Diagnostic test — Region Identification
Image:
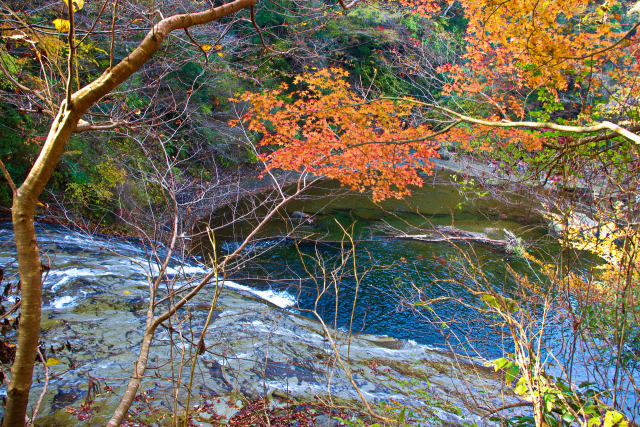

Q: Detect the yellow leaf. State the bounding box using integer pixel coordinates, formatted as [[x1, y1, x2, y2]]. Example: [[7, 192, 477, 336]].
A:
[[45, 358, 61, 367], [123, 290, 130, 295], [217, 52, 224, 57], [63, 0, 84, 12], [214, 44, 222, 50], [52, 18, 70, 33], [201, 44, 213, 52]]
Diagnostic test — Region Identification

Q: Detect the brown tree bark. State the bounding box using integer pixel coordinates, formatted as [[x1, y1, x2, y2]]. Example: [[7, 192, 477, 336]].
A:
[[5, 104, 81, 427], [3, 0, 256, 425]]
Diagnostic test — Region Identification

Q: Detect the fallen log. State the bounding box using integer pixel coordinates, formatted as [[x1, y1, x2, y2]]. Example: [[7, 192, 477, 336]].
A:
[[265, 226, 518, 250], [383, 225, 516, 249]]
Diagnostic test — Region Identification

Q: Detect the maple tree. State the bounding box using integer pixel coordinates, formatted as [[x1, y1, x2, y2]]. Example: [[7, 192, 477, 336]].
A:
[[238, 1, 640, 200], [233, 68, 440, 201], [233, 4, 640, 423]]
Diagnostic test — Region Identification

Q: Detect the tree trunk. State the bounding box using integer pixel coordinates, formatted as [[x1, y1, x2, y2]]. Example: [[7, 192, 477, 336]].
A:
[[107, 325, 157, 426], [3, 105, 80, 426], [4, 200, 40, 426]]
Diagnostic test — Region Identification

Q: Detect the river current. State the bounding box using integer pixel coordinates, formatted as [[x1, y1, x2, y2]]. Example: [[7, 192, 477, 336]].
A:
[[0, 178, 638, 421]]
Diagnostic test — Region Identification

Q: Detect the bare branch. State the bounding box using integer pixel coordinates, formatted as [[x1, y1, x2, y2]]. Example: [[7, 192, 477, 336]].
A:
[[381, 97, 640, 145], [75, 119, 134, 132], [109, 0, 118, 69], [184, 27, 209, 67], [65, 0, 75, 108], [0, 158, 17, 195]]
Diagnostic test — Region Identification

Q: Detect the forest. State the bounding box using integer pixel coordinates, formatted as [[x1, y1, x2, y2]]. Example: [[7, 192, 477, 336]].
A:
[[0, 0, 639, 425]]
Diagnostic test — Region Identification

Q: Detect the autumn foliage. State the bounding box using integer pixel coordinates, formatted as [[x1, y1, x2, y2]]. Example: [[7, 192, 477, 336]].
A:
[[232, 68, 439, 201], [437, 0, 636, 117], [234, 1, 639, 198]]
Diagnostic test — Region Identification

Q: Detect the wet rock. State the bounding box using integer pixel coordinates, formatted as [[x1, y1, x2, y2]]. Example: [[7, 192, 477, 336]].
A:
[[291, 211, 315, 224], [51, 386, 82, 410], [0, 225, 524, 425], [314, 413, 342, 426]]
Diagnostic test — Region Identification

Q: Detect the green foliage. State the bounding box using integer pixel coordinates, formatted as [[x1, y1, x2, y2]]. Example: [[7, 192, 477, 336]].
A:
[[55, 136, 144, 221], [253, 0, 294, 28], [346, 4, 401, 24], [0, 105, 38, 206], [353, 59, 410, 97], [531, 87, 564, 122], [0, 47, 21, 90], [451, 175, 489, 209], [402, 15, 420, 36], [333, 416, 381, 427], [480, 294, 520, 314], [66, 160, 126, 207], [488, 357, 629, 426]]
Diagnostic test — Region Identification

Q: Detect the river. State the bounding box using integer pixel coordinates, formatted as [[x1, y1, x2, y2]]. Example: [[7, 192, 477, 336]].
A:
[[202, 178, 547, 358], [0, 175, 638, 423]]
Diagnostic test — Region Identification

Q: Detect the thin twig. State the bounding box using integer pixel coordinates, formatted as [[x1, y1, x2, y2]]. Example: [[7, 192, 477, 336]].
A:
[[0, 300, 21, 322], [0, 158, 17, 195], [184, 27, 209, 66], [29, 349, 50, 425], [65, 0, 75, 108], [109, 0, 118, 69]]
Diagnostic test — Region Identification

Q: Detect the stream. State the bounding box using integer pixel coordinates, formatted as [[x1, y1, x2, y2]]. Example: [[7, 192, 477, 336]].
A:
[[203, 178, 547, 358], [0, 176, 638, 423]]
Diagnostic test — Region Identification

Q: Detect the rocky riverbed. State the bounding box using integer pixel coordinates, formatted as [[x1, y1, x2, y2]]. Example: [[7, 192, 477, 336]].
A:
[[0, 224, 523, 425]]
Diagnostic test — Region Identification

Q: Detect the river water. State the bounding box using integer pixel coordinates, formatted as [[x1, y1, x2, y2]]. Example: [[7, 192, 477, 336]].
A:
[[203, 179, 546, 358], [0, 177, 638, 422], [202, 178, 640, 420]]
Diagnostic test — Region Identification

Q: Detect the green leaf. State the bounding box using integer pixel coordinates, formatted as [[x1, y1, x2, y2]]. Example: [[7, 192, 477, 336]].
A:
[[544, 393, 556, 412], [588, 417, 602, 427], [514, 376, 528, 395], [584, 405, 600, 416], [485, 357, 511, 371], [505, 364, 520, 386]]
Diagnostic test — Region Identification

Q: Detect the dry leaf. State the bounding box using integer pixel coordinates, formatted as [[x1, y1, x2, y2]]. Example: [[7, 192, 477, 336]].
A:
[[45, 358, 61, 367], [63, 0, 84, 12], [53, 18, 70, 32]]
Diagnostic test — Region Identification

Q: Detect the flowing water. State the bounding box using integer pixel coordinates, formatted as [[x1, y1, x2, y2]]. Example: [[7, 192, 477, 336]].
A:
[[201, 178, 640, 419], [0, 176, 638, 422], [0, 219, 520, 425], [202, 179, 547, 358]]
